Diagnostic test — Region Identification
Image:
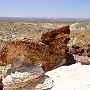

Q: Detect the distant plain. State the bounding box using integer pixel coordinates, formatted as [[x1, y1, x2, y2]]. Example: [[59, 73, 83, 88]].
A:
[[0, 17, 90, 49]]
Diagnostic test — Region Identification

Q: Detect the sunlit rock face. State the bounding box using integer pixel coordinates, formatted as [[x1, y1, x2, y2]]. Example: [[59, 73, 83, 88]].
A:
[[0, 26, 70, 71]]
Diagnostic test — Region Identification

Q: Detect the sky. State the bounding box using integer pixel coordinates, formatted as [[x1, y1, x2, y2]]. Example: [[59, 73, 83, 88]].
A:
[[0, 0, 90, 18]]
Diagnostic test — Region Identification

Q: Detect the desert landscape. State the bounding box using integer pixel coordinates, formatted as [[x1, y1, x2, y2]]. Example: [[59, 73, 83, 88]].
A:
[[0, 18, 90, 90], [0, 18, 90, 46]]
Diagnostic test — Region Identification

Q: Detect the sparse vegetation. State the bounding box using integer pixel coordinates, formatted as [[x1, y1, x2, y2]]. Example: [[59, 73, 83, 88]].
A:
[[0, 19, 90, 48]]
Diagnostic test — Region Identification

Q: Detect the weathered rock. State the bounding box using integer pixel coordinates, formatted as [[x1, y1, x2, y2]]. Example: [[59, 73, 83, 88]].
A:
[[41, 26, 70, 42], [70, 43, 90, 56], [0, 26, 70, 71], [72, 43, 83, 49], [76, 48, 84, 53], [82, 50, 88, 56], [3, 63, 53, 90], [86, 48, 90, 57], [3, 75, 53, 90], [69, 48, 78, 54], [87, 47, 90, 53], [3, 64, 44, 88], [80, 59, 90, 65], [69, 43, 90, 63]]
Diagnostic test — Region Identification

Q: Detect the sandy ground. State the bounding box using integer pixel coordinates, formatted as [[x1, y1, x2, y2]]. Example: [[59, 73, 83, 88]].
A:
[[46, 63, 90, 90]]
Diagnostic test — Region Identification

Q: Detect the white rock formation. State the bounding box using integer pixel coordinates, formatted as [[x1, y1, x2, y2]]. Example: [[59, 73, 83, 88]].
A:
[[2, 64, 53, 90]]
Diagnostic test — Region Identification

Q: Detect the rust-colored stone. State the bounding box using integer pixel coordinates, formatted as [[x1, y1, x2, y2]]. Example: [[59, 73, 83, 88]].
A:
[[70, 43, 90, 63], [0, 26, 70, 71], [41, 26, 70, 42], [72, 43, 83, 49], [80, 59, 90, 65]]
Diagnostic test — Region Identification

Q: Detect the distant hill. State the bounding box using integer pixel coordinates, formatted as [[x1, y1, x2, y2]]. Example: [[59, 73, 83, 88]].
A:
[[0, 17, 90, 23]]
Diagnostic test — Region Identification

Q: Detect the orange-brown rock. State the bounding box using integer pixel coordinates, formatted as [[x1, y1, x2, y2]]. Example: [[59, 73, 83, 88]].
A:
[[41, 26, 70, 42], [0, 26, 70, 71]]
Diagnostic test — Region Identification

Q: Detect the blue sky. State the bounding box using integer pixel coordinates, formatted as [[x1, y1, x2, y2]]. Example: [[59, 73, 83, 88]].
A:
[[0, 0, 90, 18]]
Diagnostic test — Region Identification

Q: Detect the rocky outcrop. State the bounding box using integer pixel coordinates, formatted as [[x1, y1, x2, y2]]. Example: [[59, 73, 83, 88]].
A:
[[0, 26, 70, 71]]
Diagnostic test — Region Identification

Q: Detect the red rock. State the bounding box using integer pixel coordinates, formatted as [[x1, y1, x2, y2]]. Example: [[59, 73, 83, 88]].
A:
[[87, 52, 90, 57], [0, 26, 70, 71], [82, 50, 88, 56], [70, 43, 90, 59], [41, 26, 70, 42], [87, 47, 90, 52], [72, 43, 83, 49], [80, 59, 90, 65], [76, 48, 84, 53], [69, 48, 78, 54]]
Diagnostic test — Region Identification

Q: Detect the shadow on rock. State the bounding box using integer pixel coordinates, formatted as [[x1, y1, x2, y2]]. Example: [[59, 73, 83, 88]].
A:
[[65, 52, 76, 65]]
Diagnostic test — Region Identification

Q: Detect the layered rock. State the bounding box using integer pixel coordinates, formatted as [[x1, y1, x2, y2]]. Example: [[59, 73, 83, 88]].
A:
[[3, 74, 53, 90], [3, 62, 53, 90], [2, 54, 53, 90], [0, 26, 70, 71]]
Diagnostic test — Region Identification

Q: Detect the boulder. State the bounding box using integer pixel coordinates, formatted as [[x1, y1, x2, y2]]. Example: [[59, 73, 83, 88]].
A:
[[80, 59, 90, 65], [3, 62, 53, 90], [0, 26, 70, 71]]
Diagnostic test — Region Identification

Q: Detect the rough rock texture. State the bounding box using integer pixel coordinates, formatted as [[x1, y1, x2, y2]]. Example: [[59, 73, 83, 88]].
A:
[[70, 43, 90, 56], [80, 59, 90, 65], [0, 26, 70, 71], [3, 63, 53, 90], [69, 43, 90, 65]]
